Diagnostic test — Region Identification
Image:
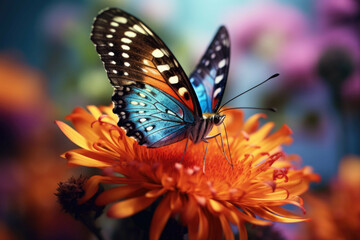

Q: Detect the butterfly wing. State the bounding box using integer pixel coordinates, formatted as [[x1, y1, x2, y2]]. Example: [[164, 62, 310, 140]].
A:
[[91, 8, 201, 116], [189, 26, 230, 113], [91, 8, 201, 147], [112, 82, 194, 147]]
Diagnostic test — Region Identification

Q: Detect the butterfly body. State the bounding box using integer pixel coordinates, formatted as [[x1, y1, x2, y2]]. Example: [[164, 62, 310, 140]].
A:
[[91, 8, 231, 168], [189, 113, 225, 144]]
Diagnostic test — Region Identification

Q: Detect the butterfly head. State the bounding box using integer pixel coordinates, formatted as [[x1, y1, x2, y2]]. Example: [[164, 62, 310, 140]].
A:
[[213, 114, 226, 126], [203, 113, 225, 126]]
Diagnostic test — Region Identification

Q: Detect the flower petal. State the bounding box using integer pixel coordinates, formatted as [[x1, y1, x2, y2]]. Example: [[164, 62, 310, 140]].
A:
[[243, 113, 266, 133], [96, 185, 147, 205], [78, 175, 113, 204], [149, 194, 172, 240], [87, 105, 102, 119], [56, 121, 89, 149], [219, 215, 234, 240], [65, 151, 112, 168], [108, 195, 157, 218], [197, 208, 209, 240]]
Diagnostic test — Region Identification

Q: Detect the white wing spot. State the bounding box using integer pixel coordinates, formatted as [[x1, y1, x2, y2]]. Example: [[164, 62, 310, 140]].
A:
[[138, 111, 145, 113], [152, 49, 164, 58], [218, 59, 226, 68], [138, 93, 146, 98], [121, 38, 132, 44], [211, 53, 216, 59], [130, 101, 138, 105], [121, 45, 130, 50], [112, 70, 118, 74], [109, 28, 116, 33], [140, 23, 153, 36], [157, 64, 170, 72], [139, 118, 147, 123], [122, 53, 129, 58], [106, 34, 113, 38], [179, 87, 188, 96], [166, 110, 176, 116], [205, 60, 210, 66], [110, 22, 119, 27], [108, 43, 114, 47], [113, 16, 127, 24], [125, 31, 136, 38], [124, 72, 129, 76], [215, 74, 224, 84], [213, 88, 221, 98], [139, 102, 146, 106], [108, 52, 114, 56], [146, 126, 154, 131], [215, 45, 222, 51], [111, 60, 116, 65], [168, 76, 179, 84], [133, 24, 146, 34], [141, 68, 148, 73], [161, 48, 170, 57], [124, 62, 130, 67]]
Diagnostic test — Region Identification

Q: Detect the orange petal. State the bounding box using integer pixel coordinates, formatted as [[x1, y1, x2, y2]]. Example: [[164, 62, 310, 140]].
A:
[[65, 151, 112, 168], [78, 175, 111, 204], [56, 121, 89, 149], [225, 109, 244, 131], [237, 222, 247, 240], [87, 105, 102, 119], [251, 207, 309, 223], [107, 195, 157, 218], [219, 215, 234, 240], [149, 194, 172, 240], [145, 188, 168, 198], [96, 185, 146, 206], [187, 217, 199, 240], [208, 199, 224, 214], [182, 195, 198, 223], [250, 122, 274, 141], [66, 107, 102, 143], [197, 208, 209, 240], [100, 105, 118, 120], [243, 113, 266, 133], [170, 191, 183, 211], [234, 206, 272, 226]]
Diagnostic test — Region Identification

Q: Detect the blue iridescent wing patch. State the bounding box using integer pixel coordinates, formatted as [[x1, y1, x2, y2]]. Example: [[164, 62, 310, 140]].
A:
[[189, 26, 230, 113], [112, 82, 194, 147]]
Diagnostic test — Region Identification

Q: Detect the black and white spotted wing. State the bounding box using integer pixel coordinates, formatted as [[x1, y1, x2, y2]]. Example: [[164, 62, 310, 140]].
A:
[[91, 8, 202, 117], [189, 26, 230, 113]]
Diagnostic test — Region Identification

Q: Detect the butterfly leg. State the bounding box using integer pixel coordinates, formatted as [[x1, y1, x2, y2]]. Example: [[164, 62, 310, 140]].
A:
[[180, 134, 191, 163], [206, 133, 233, 167], [202, 139, 210, 174]]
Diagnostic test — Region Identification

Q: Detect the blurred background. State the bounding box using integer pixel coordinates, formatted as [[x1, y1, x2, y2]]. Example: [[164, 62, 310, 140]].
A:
[[0, 0, 359, 239]]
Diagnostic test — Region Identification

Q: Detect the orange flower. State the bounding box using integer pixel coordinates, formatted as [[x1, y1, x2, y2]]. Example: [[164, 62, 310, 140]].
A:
[[57, 105, 319, 240]]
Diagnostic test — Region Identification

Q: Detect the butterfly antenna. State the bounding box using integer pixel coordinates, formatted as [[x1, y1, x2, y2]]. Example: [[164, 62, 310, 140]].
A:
[[219, 107, 277, 114], [223, 122, 233, 168], [218, 73, 279, 111]]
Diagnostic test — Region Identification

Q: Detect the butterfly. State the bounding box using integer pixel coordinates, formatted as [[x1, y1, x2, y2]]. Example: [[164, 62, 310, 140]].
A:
[[91, 8, 233, 172]]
